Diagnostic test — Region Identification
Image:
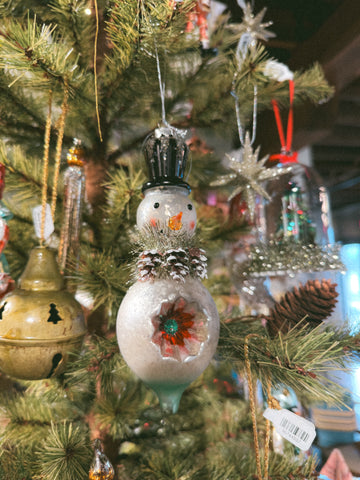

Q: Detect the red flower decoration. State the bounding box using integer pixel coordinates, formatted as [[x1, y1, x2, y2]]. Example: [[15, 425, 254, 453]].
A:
[[151, 297, 208, 362]]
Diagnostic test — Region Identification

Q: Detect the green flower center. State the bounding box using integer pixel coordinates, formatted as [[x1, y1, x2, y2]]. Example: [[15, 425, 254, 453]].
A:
[[164, 318, 178, 335]]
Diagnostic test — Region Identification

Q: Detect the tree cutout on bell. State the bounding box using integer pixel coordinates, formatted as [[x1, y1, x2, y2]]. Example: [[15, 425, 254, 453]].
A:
[[0, 302, 6, 320], [48, 303, 62, 325]]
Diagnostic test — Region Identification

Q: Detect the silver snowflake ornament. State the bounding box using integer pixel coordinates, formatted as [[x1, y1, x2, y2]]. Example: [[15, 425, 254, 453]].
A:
[[211, 132, 292, 219], [230, 2, 275, 54]]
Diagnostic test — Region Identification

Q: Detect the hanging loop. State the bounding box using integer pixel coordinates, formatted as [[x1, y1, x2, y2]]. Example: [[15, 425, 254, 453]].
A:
[[269, 80, 298, 163], [154, 41, 171, 129], [232, 84, 258, 147]]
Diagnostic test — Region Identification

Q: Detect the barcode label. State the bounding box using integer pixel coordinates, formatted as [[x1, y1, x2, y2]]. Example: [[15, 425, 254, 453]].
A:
[[280, 417, 310, 442], [264, 408, 316, 451]]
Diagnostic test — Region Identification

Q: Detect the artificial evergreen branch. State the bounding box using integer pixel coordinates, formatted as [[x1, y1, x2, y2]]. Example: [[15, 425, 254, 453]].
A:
[[65, 335, 123, 397], [35, 422, 92, 480], [219, 318, 359, 406], [0, 393, 84, 449], [0, 143, 45, 205], [0, 16, 83, 92], [70, 249, 130, 313], [48, 0, 94, 69]]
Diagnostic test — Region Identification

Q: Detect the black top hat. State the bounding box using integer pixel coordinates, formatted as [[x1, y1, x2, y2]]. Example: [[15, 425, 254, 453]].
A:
[[142, 127, 190, 192]]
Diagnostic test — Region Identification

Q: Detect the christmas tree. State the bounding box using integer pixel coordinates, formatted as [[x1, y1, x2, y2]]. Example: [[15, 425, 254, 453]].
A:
[[0, 2, 357, 479]]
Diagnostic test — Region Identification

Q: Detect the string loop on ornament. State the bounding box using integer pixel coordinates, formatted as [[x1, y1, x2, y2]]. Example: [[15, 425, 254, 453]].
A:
[[244, 333, 263, 480], [51, 84, 69, 220], [154, 41, 171, 129], [232, 84, 257, 147], [40, 90, 53, 246], [269, 79, 298, 163], [93, 0, 103, 142], [244, 333, 274, 480]]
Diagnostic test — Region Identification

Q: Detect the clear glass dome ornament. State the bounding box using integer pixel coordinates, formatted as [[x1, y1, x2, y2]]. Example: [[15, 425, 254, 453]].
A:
[[241, 160, 343, 278]]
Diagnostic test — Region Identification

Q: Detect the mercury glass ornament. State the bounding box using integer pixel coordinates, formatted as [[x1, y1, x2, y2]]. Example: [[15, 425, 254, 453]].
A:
[[0, 247, 86, 380], [89, 439, 114, 480], [117, 127, 220, 413], [58, 138, 86, 273]]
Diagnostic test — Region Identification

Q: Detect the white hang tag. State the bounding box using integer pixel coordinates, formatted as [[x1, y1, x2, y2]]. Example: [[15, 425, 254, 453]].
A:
[[32, 204, 54, 241], [0, 218, 7, 241], [75, 288, 95, 310], [263, 408, 316, 451]]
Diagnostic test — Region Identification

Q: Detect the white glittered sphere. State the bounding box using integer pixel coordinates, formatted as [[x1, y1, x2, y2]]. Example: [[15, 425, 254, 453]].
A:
[[116, 277, 219, 411], [136, 186, 197, 234]]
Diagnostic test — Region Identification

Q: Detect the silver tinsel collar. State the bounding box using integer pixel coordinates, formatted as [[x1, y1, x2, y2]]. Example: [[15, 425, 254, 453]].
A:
[[236, 240, 344, 278]]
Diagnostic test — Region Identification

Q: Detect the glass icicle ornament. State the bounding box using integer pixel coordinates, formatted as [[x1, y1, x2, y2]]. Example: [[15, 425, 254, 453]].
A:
[[58, 138, 86, 274], [116, 126, 220, 414], [0, 247, 86, 380], [89, 439, 115, 480]]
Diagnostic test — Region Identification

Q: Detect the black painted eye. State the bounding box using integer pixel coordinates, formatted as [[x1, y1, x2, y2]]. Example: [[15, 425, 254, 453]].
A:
[[187, 204, 193, 210], [154, 202, 160, 209]]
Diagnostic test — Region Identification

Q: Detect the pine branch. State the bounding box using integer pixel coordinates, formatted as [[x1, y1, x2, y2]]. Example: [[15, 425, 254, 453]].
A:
[[48, 0, 94, 69], [65, 336, 123, 397], [69, 248, 130, 314], [218, 317, 359, 406], [35, 422, 92, 480], [0, 15, 83, 93], [0, 143, 43, 206], [95, 381, 155, 440], [0, 444, 34, 480], [102, 166, 145, 247], [0, 393, 84, 449]]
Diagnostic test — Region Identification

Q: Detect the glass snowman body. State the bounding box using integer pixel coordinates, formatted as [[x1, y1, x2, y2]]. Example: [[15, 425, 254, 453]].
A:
[[116, 185, 219, 413]]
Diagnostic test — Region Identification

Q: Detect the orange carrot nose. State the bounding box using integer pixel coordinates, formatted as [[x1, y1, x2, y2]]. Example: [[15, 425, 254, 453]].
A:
[[168, 212, 183, 231]]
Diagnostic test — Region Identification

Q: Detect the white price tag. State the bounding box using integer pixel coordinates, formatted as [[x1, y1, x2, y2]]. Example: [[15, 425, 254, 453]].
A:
[[0, 218, 7, 241], [32, 204, 54, 241], [263, 408, 316, 451]]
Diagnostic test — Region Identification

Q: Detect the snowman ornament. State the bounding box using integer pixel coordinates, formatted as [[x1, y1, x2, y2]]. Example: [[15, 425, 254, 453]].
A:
[[116, 127, 220, 413]]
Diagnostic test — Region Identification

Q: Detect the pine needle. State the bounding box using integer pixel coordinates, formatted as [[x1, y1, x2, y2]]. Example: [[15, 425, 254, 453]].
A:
[[35, 422, 92, 480]]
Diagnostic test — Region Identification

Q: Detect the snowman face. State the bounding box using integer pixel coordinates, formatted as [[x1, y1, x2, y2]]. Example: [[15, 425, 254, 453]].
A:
[[137, 186, 197, 234]]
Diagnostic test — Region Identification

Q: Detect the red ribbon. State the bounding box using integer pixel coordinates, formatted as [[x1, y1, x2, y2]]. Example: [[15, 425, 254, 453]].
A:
[[269, 79, 298, 164]]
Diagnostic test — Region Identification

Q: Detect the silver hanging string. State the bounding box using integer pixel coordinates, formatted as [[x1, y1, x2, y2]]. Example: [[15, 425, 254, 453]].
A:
[[236, 32, 253, 66], [233, 0, 258, 147], [154, 41, 171, 129], [232, 84, 258, 147]]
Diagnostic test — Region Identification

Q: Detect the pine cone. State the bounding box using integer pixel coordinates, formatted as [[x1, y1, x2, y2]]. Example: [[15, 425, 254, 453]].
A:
[[165, 248, 190, 282], [189, 247, 208, 279], [266, 279, 339, 337], [137, 250, 162, 280]]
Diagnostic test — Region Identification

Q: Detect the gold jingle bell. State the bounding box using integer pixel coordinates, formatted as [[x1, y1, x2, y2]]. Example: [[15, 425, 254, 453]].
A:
[[89, 439, 115, 480], [0, 247, 86, 380]]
